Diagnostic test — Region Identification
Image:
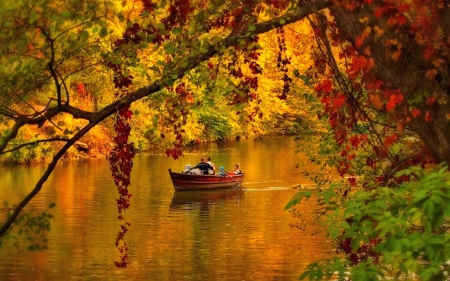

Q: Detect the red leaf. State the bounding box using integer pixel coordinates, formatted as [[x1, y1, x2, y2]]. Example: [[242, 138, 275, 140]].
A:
[[374, 7, 384, 18], [423, 47, 435, 60], [315, 79, 333, 93], [411, 108, 421, 117], [425, 110, 432, 122], [356, 36, 364, 48], [396, 14, 407, 26], [349, 135, 360, 148], [398, 3, 410, 12], [333, 93, 346, 108], [348, 177, 357, 186], [386, 93, 404, 111], [426, 96, 436, 106], [384, 134, 397, 149]]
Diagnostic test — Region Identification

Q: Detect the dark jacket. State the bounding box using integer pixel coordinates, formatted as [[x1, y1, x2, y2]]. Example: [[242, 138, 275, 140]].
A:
[[195, 162, 213, 174]]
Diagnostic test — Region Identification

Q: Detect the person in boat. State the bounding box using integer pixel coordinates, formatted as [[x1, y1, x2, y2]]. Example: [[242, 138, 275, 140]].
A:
[[233, 163, 241, 174], [183, 164, 192, 173], [194, 158, 214, 175], [218, 166, 226, 176], [206, 156, 216, 175]]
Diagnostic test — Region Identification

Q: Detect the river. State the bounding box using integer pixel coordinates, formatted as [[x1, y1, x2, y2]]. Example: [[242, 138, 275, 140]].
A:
[[0, 136, 334, 281]]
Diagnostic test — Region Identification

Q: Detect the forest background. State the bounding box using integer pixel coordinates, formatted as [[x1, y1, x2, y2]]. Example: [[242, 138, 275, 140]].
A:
[[0, 2, 319, 166], [1, 0, 450, 280]]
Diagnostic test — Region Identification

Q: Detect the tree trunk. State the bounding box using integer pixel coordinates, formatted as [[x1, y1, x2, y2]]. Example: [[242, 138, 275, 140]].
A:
[[329, 1, 450, 164]]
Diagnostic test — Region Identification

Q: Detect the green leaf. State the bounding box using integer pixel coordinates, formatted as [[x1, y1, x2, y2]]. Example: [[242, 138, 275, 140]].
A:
[[61, 11, 71, 18], [172, 27, 182, 35], [351, 237, 360, 251], [164, 43, 176, 55], [329, 225, 340, 239], [299, 270, 311, 280], [99, 27, 108, 38], [79, 30, 89, 40], [118, 12, 125, 22]]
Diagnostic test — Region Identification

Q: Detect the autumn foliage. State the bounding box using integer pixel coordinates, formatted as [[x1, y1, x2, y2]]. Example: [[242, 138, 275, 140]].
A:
[[2, 0, 450, 278]]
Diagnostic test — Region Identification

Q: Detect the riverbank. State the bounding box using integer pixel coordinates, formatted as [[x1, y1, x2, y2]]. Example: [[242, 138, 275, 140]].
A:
[[0, 129, 301, 166]]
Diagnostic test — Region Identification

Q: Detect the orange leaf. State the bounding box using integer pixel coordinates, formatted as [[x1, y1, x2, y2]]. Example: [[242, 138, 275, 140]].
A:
[[392, 49, 402, 61], [425, 69, 437, 80], [27, 42, 34, 52], [362, 26, 371, 40], [356, 26, 371, 47], [365, 58, 375, 71], [356, 36, 364, 48], [370, 94, 384, 110]]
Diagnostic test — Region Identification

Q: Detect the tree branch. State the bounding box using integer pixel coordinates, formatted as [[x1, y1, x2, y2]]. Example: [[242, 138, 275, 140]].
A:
[[1, 138, 70, 155], [0, 0, 332, 238]]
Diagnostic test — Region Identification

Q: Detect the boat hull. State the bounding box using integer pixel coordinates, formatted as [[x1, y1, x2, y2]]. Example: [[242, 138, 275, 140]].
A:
[[168, 169, 245, 191]]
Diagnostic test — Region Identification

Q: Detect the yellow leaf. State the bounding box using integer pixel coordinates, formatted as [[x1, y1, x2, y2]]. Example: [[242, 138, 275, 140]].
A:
[[374, 26, 384, 37], [362, 26, 371, 38], [359, 16, 369, 24]]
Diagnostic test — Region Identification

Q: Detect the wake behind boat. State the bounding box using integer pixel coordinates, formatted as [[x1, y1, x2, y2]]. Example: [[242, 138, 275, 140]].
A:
[[168, 169, 245, 191]]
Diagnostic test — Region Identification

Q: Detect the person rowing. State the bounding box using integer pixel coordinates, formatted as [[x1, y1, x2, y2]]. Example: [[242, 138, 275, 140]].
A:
[[194, 158, 214, 175]]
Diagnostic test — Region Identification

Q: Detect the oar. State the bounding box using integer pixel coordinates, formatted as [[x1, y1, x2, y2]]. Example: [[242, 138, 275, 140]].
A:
[[220, 169, 247, 190]]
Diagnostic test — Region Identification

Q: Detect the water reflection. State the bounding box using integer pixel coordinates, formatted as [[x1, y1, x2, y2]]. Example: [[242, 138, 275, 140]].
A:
[[170, 189, 245, 211], [0, 136, 335, 281]]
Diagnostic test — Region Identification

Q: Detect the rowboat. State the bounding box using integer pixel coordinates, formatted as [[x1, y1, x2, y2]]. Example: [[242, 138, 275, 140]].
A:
[[168, 169, 245, 191]]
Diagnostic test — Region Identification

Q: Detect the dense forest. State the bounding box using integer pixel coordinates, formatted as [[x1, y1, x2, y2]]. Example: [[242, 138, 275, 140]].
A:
[[1, 0, 450, 280], [0, 23, 316, 165], [0, 2, 318, 165]]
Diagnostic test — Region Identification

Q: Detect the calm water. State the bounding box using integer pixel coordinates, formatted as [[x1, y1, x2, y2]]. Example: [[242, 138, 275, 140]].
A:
[[0, 136, 333, 280]]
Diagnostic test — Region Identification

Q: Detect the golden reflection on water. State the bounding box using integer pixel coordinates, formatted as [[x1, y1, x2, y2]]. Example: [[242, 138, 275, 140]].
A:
[[0, 136, 336, 280]]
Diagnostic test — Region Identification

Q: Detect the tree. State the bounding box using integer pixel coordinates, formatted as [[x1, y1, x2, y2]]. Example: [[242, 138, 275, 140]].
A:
[[0, 0, 331, 267], [286, 0, 450, 279], [1, 0, 450, 275]]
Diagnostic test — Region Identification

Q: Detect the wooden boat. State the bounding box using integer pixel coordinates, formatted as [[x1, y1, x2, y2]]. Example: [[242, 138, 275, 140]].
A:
[[168, 168, 245, 191]]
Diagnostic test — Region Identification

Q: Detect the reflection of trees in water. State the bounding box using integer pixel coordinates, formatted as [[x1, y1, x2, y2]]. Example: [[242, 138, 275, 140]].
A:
[[170, 189, 244, 214]]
